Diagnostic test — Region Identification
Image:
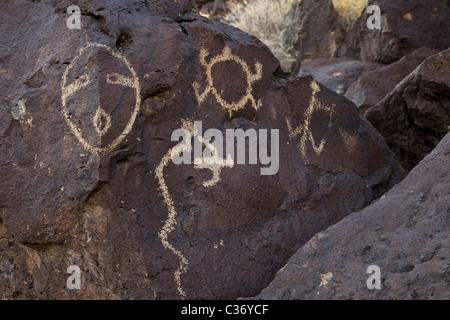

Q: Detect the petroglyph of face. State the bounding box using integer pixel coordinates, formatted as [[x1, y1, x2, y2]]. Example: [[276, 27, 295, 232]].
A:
[[61, 43, 140, 153]]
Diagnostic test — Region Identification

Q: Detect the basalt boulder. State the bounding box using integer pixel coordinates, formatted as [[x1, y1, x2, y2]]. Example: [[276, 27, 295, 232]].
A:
[[365, 49, 450, 171], [287, 0, 346, 73], [0, 0, 404, 299], [345, 47, 440, 113], [299, 57, 384, 95], [338, 0, 450, 64], [253, 133, 450, 300]]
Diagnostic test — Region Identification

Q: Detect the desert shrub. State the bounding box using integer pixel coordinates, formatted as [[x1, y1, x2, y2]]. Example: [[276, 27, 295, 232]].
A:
[[224, 0, 368, 72], [332, 0, 368, 31], [225, 0, 300, 73]]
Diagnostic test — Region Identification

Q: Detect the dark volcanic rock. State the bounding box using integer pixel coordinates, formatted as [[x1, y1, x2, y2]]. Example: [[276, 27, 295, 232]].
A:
[[365, 49, 450, 171], [345, 47, 440, 113], [288, 0, 345, 72], [299, 57, 384, 95], [253, 133, 450, 300], [338, 0, 450, 64], [0, 0, 404, 299]]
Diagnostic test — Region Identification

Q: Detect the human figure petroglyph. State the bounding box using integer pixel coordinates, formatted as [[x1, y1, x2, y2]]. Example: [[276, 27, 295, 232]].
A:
[[287, 80, 360, 156], [61, 43, 140, 153], [192, 44, 263, 116], [286, 80, 335, 156]]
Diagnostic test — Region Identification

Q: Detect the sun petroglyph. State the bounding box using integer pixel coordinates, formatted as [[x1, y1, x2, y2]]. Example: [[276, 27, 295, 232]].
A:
[[192, 44, 263, 116], [61, 42, 141, 153], [156, 119, 233, 298]]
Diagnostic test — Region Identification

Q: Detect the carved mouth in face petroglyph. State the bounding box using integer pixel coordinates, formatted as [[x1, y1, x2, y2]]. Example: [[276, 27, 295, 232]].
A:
[[61, 43, 141, 153], [93, 106, 112, 136]]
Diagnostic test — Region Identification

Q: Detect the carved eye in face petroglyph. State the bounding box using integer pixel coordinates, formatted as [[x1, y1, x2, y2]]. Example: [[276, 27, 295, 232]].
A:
[[61, 43, 141, 153], [192, 44, 263, 116]]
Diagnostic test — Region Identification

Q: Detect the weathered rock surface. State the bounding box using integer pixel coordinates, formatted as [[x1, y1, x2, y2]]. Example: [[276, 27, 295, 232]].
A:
[[0, 0, 404, 299], [365, 49, 450, 171], [253, 133, 450, 300], [288, 0, 345, 72], [345, 47, 440, 113], [338, 0, 450, 64], [299, 57, 384, 95]]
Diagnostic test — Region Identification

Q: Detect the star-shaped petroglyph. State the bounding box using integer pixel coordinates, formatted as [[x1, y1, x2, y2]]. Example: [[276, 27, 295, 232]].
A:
[[192, 44, 263, 116]]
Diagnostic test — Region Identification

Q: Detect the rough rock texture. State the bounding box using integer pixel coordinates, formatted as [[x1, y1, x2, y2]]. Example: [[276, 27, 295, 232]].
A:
[[253, 133, 450, 300], [345, 47, 440, 113], [338, 0, 450, 64], [288, 0, 345, 72], [0, 0, 404, 299], [365, 49, 450, 171], [299, 57, 384, 95]]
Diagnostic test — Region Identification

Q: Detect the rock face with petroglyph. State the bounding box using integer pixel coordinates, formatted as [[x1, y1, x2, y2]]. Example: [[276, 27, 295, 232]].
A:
[[0, 0, 404, 299], [253, 133, 450, 300]]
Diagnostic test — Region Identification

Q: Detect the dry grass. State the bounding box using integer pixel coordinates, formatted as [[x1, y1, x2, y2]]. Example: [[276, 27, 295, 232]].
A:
[[198, 0, 240, 18], [223, 0, 368, 72], [225, 0, 300, 73], [332, 0, 368, 31]]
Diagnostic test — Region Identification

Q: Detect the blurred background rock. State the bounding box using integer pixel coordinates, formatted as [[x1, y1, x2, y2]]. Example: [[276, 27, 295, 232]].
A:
[[194, 0, 368, 73]]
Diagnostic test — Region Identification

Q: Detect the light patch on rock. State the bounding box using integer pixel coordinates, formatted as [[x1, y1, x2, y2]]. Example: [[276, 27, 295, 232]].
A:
[[339, 128, 359, 154], [12, 99, 26, 120], [319, 271, 333, 288]]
